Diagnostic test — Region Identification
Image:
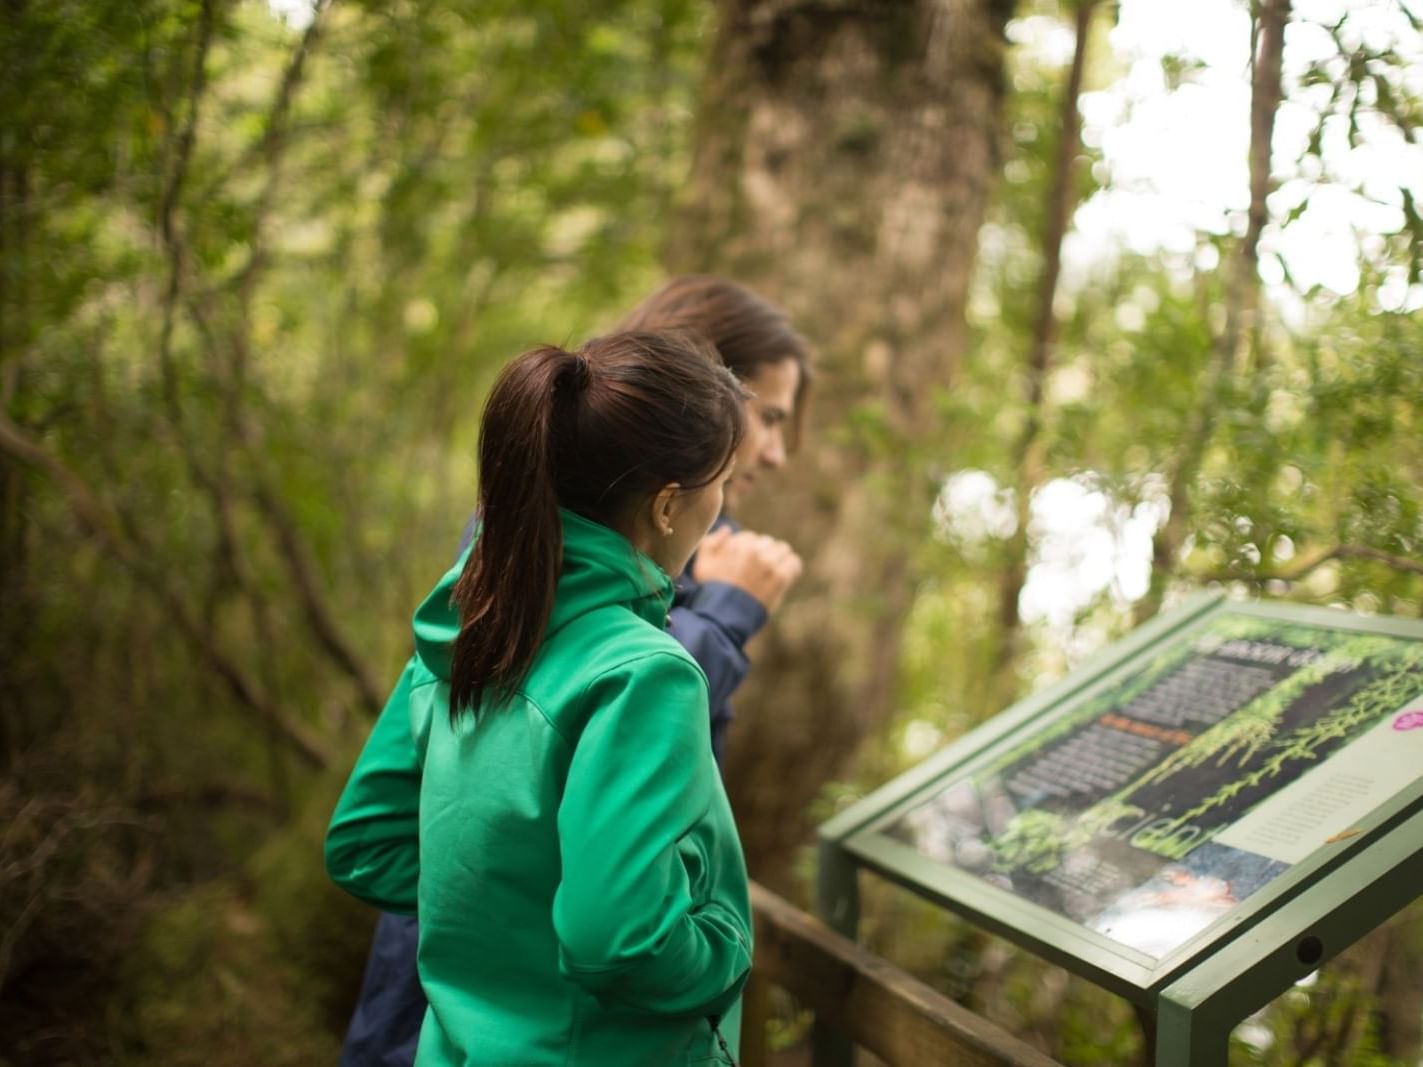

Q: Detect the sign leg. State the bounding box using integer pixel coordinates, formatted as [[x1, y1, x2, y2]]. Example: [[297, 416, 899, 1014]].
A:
[[1153, 805, 1423, 1067], [812, 839, 860, 1067], [1155, 990, 1228, 1067]]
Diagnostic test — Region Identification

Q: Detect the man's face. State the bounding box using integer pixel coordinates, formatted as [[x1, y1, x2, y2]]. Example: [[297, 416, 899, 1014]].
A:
[[725, 357, 800, 509]]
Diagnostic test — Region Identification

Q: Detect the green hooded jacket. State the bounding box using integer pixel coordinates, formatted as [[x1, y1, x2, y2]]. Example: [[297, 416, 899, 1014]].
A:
[[325, 510, 753, 1066]]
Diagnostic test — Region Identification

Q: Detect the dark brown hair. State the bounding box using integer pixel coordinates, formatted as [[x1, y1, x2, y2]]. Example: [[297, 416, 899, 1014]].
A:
[[618, 276, 813, 446], [448, 331, 746, 719]]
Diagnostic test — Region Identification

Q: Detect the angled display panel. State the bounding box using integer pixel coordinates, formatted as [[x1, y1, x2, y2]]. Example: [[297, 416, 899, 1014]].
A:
[[834, 597, 1423, 999]]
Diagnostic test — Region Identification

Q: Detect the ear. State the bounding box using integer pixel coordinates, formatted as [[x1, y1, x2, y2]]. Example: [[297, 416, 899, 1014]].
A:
[[648, 483, 682, 538]]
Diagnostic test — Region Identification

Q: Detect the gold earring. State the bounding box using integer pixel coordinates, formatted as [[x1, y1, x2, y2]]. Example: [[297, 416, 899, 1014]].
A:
[[664, 526, 675, 537]]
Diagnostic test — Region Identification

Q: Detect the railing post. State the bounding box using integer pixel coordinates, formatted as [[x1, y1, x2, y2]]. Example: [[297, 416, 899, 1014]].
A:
[[741, 969, 771, 1067], [813, 837, 860, 1067]]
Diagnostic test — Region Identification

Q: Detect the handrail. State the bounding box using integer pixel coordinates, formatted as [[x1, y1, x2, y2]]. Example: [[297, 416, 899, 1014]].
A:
[[745, 881, 1067, 1067]]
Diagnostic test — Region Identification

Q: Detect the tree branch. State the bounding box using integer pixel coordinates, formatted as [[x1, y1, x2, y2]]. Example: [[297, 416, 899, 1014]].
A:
[[1227, 0, 1290, 372], [1194, 543, 1423, 584], [147, 2, 359, 751], [150, 0, 260, 637], [227, 0, 383, 717], [250, 479, 384, 716], [157, 0, 216, 422], [233, 0, 335, 301], [0, 414, 333, 768], [176, 0, 380, 718], [136, 782, 283, 816]]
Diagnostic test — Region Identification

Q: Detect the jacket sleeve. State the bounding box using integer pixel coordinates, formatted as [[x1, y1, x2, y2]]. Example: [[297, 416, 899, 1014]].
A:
[[324, 657, 422, 916], [668, 582, 767, 737], [553, 652, 752, 1018]]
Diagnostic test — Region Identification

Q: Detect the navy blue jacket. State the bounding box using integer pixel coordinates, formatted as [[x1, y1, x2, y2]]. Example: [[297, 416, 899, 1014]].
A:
[[338, 517, 766, 1067], [669, 516, 768, 763]]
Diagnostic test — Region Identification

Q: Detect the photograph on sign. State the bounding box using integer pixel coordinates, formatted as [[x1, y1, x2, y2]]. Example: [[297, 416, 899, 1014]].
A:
[[885, 614, 1423, 958]]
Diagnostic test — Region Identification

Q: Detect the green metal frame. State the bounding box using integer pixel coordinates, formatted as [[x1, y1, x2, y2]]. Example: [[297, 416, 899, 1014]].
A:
[[1155, 802, 1423, 1066], [813, 595, 1423, 1065]]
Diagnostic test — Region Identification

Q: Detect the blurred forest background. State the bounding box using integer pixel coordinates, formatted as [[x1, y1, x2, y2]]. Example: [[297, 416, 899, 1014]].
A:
[[2, 0, 1422, 1063]]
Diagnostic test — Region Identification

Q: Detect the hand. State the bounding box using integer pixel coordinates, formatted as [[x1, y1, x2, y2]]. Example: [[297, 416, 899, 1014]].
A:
[[692, 527, 803, 614]]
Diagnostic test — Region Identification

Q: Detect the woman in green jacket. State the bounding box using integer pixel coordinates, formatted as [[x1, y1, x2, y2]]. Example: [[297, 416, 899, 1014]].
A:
[[326, 331, 753, 1065]]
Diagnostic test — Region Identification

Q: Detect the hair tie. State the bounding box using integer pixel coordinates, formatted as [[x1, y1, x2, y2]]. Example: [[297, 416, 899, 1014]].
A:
[[569, 351, 592, 392]]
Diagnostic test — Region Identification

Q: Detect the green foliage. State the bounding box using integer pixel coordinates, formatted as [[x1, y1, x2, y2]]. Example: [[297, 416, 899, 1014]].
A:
[[109, 774, 371, 1062], [870, 1, 1423, 1061], [2, 0, 709, 1054], [4, 0, 1422, 1061], [114, 882, 349, 1066]]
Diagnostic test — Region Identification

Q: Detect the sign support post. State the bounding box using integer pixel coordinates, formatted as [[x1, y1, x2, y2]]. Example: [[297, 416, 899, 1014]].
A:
[[812, 837, 860, 1067]]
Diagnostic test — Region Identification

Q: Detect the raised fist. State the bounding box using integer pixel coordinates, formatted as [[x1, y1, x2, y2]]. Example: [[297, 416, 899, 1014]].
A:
[[692, 527, 804, 614]]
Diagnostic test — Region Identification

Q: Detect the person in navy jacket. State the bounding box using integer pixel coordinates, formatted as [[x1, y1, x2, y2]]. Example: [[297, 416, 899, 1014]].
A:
[[338, 276, 812, 1067]]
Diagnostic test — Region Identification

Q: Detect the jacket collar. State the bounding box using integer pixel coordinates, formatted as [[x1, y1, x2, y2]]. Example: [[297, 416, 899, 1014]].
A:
[[413, 509, 673, 681]]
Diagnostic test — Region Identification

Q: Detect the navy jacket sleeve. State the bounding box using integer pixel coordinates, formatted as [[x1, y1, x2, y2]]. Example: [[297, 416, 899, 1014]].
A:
[[668, 579, 767, 765]]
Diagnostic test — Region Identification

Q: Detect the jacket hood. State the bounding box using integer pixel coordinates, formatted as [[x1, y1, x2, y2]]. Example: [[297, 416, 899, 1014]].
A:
[[412, 508, 675, 682]]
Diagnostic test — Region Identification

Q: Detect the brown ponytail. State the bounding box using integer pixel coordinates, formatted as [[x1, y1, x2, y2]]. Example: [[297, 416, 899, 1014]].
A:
[[448, 332, 745, 720]]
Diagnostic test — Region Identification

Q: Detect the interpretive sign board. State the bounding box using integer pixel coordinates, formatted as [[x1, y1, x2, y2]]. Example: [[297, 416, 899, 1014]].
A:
[[820, 595, 1423, 1002]]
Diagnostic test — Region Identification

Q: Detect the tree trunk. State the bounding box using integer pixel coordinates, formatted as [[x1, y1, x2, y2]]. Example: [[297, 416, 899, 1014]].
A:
[[0, 128, 30, 761], [671, 0, 1014, 890], [992, 0, 1096, 700], [1138, 0, 1290, 624]]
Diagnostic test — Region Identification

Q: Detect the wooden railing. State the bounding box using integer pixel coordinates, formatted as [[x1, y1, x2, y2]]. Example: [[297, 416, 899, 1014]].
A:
[[743, 882, 1067, 1067]]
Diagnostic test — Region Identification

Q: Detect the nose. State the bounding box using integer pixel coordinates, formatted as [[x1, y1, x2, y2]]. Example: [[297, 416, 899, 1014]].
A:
[[762, 428, 786, 469]]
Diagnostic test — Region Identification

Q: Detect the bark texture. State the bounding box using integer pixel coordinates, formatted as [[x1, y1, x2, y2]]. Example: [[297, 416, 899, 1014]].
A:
[[671, 0, 1014, 889]]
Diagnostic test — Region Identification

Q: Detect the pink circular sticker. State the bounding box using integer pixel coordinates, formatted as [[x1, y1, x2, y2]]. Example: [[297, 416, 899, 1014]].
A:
[[1393, 710, 1423, 732]]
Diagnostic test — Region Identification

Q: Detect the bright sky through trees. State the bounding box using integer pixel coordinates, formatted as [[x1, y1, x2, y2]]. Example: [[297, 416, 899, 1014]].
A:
[[266, 0, 1421, 310], [973, 0, 1423, 646], [263, 0, 1419, 636], [267, 0, 315, 28], [1059, 0, 1423, 313]]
